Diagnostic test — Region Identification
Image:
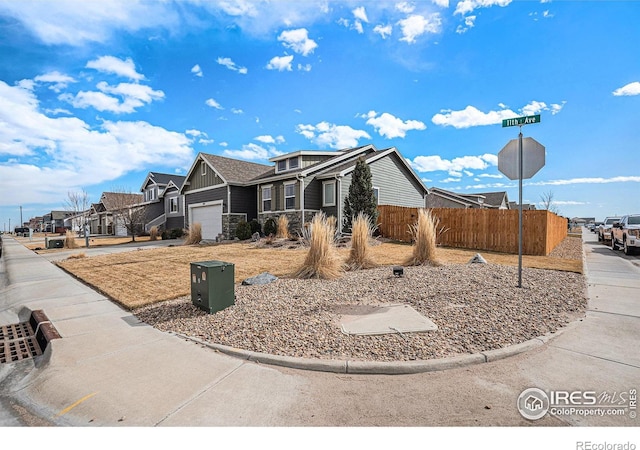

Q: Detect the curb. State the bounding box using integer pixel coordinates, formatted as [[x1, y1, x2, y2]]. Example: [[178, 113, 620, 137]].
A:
[[173, 327, 571, 375]]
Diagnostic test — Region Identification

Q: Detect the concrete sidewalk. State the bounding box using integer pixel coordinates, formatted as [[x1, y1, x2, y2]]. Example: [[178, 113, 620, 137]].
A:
[[0, 230, 638, 427]]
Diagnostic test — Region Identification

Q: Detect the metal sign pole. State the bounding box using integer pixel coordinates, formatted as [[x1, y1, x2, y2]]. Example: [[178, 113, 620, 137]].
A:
[[518, 127, 523, 288]]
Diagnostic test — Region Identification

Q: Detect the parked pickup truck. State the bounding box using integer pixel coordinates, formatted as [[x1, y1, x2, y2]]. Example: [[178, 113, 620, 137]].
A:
[[598, 217, 621, 243], [611, 214, 640, 255]]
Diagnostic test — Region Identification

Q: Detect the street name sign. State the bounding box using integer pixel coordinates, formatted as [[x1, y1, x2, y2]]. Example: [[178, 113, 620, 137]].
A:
[[502, 114, 540, 128], [498, 137, 545, 180]]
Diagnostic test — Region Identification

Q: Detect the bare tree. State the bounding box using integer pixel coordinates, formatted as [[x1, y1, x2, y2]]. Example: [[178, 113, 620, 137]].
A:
[[65, 190, 91, 235], [540, 190, 560, 215], [106, 189, 147, 242]]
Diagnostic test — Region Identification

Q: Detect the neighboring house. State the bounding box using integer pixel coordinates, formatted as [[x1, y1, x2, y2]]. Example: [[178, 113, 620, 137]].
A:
[[180, 153, 272, 241], [427, 188, 510, 210], [461, 191, 511, 209], [508, 201, 537, 210], [139, 172, 187, 232], [42, 211, 73, 233], [88, 192, 144, 236], [28, 216, 44, 232], [180, 144, 429, 240]]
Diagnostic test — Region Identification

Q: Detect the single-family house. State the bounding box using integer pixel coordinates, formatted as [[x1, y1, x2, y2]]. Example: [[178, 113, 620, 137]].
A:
[[139, 172, 187, 232], [180, 144, 429, 240], [508, 201, 537, 210], [42, 210, 73, 233], [427, 188, 510, 209], [88, 192, 144, 236]]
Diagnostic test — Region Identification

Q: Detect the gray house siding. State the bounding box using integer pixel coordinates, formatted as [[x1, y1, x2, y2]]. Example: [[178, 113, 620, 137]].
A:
[[304, 177, 323, 210], [164, 190, 184, 229], [258, 179, 300, 213], [231, 186, 257, 220], [184, 187, 227, 227], [368, 155, 425, 208], [426, 195, 468, 209], [146, 201, 165, 221], [166, 216, 184, 230], [184, 163, 224, 192]]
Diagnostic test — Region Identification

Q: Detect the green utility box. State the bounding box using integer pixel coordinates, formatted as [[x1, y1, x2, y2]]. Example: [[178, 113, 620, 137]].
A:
[[190, 260, 235, 314]]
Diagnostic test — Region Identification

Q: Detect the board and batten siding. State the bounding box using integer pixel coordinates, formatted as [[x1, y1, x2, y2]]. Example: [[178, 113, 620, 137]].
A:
[[184, 187, 227, 227], [340, 154, 425, 209], [301, 155, 331, 169], [184, 161, 224, 192], [304, 177, 323, 210]]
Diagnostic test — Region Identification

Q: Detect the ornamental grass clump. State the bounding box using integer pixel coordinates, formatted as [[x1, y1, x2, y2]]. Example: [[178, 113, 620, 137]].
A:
[[405, 208, 440, 266], [184, 222, 202, 245], [293, 213, 342, 279], [149, 226, 159, 241], [276, 215, 290, 239], [345, 212, 377, 271], [64, 230, 79, 249]]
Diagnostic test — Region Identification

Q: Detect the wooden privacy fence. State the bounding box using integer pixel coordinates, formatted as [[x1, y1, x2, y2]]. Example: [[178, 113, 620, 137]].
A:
[[377, 205, 568, 256]]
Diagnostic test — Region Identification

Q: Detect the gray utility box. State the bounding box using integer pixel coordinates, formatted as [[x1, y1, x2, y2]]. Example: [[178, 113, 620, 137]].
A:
[[46, 238, 64, 249], [190, 260, 235, 314]]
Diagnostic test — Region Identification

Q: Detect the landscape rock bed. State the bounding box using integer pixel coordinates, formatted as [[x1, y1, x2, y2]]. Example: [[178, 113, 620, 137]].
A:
[[135, 263, 588, 362]]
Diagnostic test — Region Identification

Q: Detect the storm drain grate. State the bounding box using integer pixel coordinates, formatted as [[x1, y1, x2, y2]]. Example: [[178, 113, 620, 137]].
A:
[[0, 322, 43, 364]]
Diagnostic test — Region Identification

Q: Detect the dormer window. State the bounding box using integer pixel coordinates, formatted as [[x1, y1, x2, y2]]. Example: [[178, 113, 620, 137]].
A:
[[275, 156, 300, 173]]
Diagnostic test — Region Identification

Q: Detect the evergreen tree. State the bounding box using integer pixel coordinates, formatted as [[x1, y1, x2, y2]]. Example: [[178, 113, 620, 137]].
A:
[[343, 157, 378, 232]]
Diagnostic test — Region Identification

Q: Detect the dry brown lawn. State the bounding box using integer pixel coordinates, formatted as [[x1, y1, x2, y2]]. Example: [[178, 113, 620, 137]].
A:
[[57, 238, 583, 310], [18, 235, 151, 251]]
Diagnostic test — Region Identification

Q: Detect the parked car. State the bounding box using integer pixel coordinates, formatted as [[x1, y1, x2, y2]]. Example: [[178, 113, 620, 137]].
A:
[[611, 214, 640, 255], [598, 217, 621, 243]]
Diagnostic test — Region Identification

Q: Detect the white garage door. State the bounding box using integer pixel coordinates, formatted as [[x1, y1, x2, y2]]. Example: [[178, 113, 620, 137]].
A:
[[190, 203, 222, 240]]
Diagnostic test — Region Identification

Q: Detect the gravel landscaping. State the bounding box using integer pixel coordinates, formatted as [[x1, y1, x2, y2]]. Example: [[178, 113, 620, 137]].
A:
[[135, 258, 588, 362]]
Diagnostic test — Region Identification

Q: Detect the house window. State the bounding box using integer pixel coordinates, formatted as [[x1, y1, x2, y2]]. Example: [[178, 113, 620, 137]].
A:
[[262, 186, 272, 211], [288, 157, 299, 170], [146, 188, 155, 202], [373, 187, 380, 205], [170, 197, 178, 213], [201, 161, 206, 176], [323, 181, 336, 207], [285, 183, 296, 210], [277, 160, 287, 172]]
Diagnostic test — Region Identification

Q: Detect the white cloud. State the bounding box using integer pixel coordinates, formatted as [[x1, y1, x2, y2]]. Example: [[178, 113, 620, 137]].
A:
[[432, 101, 564, 128], [353, 6, 369, 23], [396, 2, 416, 13], [456, 15, 476, 33], [353, 20, 364, 34], [191, 64, 203, 77], [86, 56, 145, 81], [454, 0, 512, 16], [298, 63, 312, 72], [373, 24, 393, 39], [254, 135, 285, 144], [410, 153, 497, 175], [216, 57, 248, 74], [266, 55, 294, 71], [231, 108, 244, 114], [278, 28, 317, 56], [205, 98, 223, 109], [397, 14, 442, 44], [60, 81, 164, 114], [441, 177, 462, 183], [612, 81, 640, 96], [432, 0, 450, 7], [296, 122, 371, 149], [0, 1, 178, 46], [528, 176, 640, 186], [223, 142, 282, 161], [0, 80, 193, 205], [478, 173, 503, 179], [34, 71, 76, 92], [362, 111, 426, 139]]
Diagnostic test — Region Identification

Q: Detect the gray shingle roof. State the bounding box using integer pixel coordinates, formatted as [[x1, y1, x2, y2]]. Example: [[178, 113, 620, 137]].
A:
[[201, 154, 272, 184]]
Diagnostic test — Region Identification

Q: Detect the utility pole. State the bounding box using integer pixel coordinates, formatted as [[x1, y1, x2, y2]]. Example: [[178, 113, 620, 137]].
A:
[[20, 206, 23, 227]]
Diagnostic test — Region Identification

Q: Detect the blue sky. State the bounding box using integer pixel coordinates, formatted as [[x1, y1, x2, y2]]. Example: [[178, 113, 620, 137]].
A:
[[1, 0, 639, 230]]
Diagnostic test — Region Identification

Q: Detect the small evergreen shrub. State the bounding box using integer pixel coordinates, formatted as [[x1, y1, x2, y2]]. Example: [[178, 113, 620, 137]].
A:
[[249, 219, 262, 235], [235, 220, 252, 240], [264, 218, 277, 236], [169, 228, 184, 239]]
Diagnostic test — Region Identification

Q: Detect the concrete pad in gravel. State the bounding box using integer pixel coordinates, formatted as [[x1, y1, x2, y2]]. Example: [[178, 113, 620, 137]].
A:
[[340, 303, 437, 335]]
